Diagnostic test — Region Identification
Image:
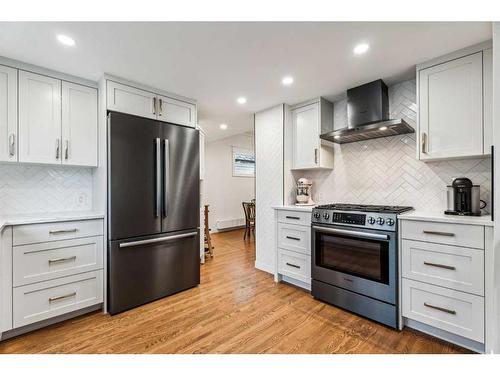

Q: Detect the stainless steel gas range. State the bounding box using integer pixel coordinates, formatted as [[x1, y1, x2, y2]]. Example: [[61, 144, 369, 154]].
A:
[[311, 204, 413, 328]]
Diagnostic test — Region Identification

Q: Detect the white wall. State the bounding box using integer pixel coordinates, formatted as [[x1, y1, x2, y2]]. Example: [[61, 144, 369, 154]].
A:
[[204, 132, 255, 232]]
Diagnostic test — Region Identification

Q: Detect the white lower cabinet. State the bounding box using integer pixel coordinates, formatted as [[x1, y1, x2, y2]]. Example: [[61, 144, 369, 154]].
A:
[[13, 270, 103, 329], [274, 207, 312, 290]]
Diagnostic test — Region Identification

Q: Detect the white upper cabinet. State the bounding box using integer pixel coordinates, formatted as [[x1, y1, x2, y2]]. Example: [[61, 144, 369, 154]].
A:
[[157, 95, 196, 127], [291, 98, 334, 170], [106, 80, 197, 127], [19, 71, 62, 165], [62, 82, 98, 167], [0, 65, 18, 162], [418, 46, 492, 161], [107, 81, 156, 120]]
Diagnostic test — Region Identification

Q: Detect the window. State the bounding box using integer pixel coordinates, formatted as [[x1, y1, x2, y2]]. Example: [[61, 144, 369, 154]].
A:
[[232, 147, 255, 177]]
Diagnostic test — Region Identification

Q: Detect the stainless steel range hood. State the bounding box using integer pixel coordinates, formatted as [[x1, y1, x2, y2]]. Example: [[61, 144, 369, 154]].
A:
[[320, 79, 414, 144]]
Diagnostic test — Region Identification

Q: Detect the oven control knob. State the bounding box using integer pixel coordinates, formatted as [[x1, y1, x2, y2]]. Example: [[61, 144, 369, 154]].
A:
[[376, 217, 385, 225], [313, 212, 321, 219], [367, 217, 376, 225], [323, 212, 330, 220], [386, 218, 395, 226]]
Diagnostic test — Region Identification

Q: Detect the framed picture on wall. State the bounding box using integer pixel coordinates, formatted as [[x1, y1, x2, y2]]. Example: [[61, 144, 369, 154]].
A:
[[232, 147, 255, 177]]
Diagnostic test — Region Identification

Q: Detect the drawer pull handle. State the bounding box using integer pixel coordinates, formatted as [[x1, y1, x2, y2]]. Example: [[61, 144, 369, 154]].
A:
[[285, 216, 300, 220], [49, 256, 77, 265], [286, 262, 300, 269], [49, 292, 76, 303], [423, 261, 456, 271], [424, 302, 456, 315], [422, 230, 455, 237], [49, 228, 78, 234], [286, 236, 301, 241]]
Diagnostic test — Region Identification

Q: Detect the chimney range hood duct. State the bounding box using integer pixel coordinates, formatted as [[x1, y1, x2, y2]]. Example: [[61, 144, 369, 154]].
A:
[[320, 79, 414, 144]]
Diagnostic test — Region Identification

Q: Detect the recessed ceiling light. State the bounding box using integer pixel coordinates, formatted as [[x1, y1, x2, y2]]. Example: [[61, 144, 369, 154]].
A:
[[282, 76, 294, 86], [219, 124, 228, 130], [334, 135, 341, 139], [353, 43, 369, 55], [237, 97, 247, 104], [379, 126, 388, 131], [56, 34, 76, 47]]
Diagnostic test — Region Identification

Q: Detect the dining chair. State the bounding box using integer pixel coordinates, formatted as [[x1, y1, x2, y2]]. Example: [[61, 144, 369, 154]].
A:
[[242, 201, 255, 240]]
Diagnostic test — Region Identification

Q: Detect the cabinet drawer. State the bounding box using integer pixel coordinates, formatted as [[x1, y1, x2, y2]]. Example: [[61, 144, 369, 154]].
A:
[[402, 279, 484, 343], [277, 210, 311, 226], [13, 236, 104, 287], [13, 270, 103, 329], [402, 240, 484, 295], [277, 223, 311, 255], [278, 248, 311, 284], [13, 219, 103, 246], [401, 220, 484, 249]]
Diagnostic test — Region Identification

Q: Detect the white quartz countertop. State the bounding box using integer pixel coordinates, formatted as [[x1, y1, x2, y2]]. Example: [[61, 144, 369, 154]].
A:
[[398, 210, 494, 227], [272, 205, 314, 212], [0, 211, 105, 231]]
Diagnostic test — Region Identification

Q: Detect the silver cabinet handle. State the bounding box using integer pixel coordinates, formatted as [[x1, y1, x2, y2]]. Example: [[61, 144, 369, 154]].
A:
[[286, 262, 300, 269], [49, 228, 78, 234], [424, 302, 456, 315], [423, 261, 456, 270], [55, 139, 60, 159], [159, 98, 163, 116], [153, 97, 157, 115], [64, 140, 69, 160], [8, 133, 15, 156], [155, 138, 161, 218], [313, 226, 389, 241], [49, 292, 76, 303], [119, 231, 198, 248], [49, 256, 77, 264], [286, 236, 301, 241], [285, 216, 300, 220], [164, 139, 170, 218], [421, 132, 427, 154], [314, 148, 318, 164], [423, 230, 455, 237]]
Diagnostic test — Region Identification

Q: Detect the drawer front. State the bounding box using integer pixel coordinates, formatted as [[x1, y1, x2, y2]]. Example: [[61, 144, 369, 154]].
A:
[[402, 240, 484, 295], [13, 236, 104, 287], [401, 220, 484, 249], [277, 210, 311, 226], [13, 219, 103, 246], [277, 223, 311, 255], [13, 270, 103, 329], [402, 279, 484, 342], [278, 248, 311, 284]]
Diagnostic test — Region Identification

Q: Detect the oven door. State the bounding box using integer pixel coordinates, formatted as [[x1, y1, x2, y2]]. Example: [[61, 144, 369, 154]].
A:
[[311, 224, 397, 304]]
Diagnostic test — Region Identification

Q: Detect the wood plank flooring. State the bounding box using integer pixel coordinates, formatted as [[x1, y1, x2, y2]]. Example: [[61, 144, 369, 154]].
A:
[[0, 229, 470, 354]]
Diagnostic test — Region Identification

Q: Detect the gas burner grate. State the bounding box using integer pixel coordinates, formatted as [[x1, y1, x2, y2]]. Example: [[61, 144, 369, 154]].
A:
[[315, 203, 413, 214]]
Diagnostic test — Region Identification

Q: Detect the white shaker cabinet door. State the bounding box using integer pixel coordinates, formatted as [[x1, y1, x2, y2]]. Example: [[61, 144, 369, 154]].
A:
[[292, 103, 320, 169], [19, 71, 62, 165], [0, 65, 18, 162], [157, 95, 196, 127], [106, 80, 157, 120], [483, 48, 493, 155], [62, 82, 98, 167], [419, 52, 483, 160]]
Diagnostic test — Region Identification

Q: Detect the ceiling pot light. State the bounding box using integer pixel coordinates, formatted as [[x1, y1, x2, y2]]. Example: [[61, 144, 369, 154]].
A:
[[282, 76, 294, 86], [334, 135, 341, 139], [237, 97, 247, 104], [56, 34, 76, 46], [379, 126, 388, 131], [353, 43, 369, 55], [219, 124, 228, 130]]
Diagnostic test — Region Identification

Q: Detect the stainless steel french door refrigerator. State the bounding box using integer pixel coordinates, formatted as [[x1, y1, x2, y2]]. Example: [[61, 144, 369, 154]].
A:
[[107, 111, 200, 315]]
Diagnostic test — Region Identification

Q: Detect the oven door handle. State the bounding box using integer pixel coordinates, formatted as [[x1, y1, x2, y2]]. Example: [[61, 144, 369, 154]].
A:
[[312, 226, 389, 241]]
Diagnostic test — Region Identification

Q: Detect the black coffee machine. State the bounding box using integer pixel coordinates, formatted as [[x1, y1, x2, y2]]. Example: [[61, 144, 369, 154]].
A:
[[445, 177, 486, 216]]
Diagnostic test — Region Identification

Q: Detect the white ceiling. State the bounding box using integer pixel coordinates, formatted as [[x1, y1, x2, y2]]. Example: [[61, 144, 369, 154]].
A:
[[0, 22, 492, 141]]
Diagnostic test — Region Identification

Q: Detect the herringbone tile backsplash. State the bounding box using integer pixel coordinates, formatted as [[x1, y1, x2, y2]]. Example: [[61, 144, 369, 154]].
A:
[[0, 164, 93, 215], [294, 80, 492, 214]]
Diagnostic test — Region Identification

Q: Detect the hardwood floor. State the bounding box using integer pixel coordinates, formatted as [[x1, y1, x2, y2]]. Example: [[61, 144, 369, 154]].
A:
[[0, 229, 470, 354]]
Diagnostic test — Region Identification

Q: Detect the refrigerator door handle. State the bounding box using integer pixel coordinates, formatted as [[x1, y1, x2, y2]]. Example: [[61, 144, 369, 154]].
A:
[[164, 139, 170, 217], [119, 231, 198, 248], [155, 138, 161, 217]]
